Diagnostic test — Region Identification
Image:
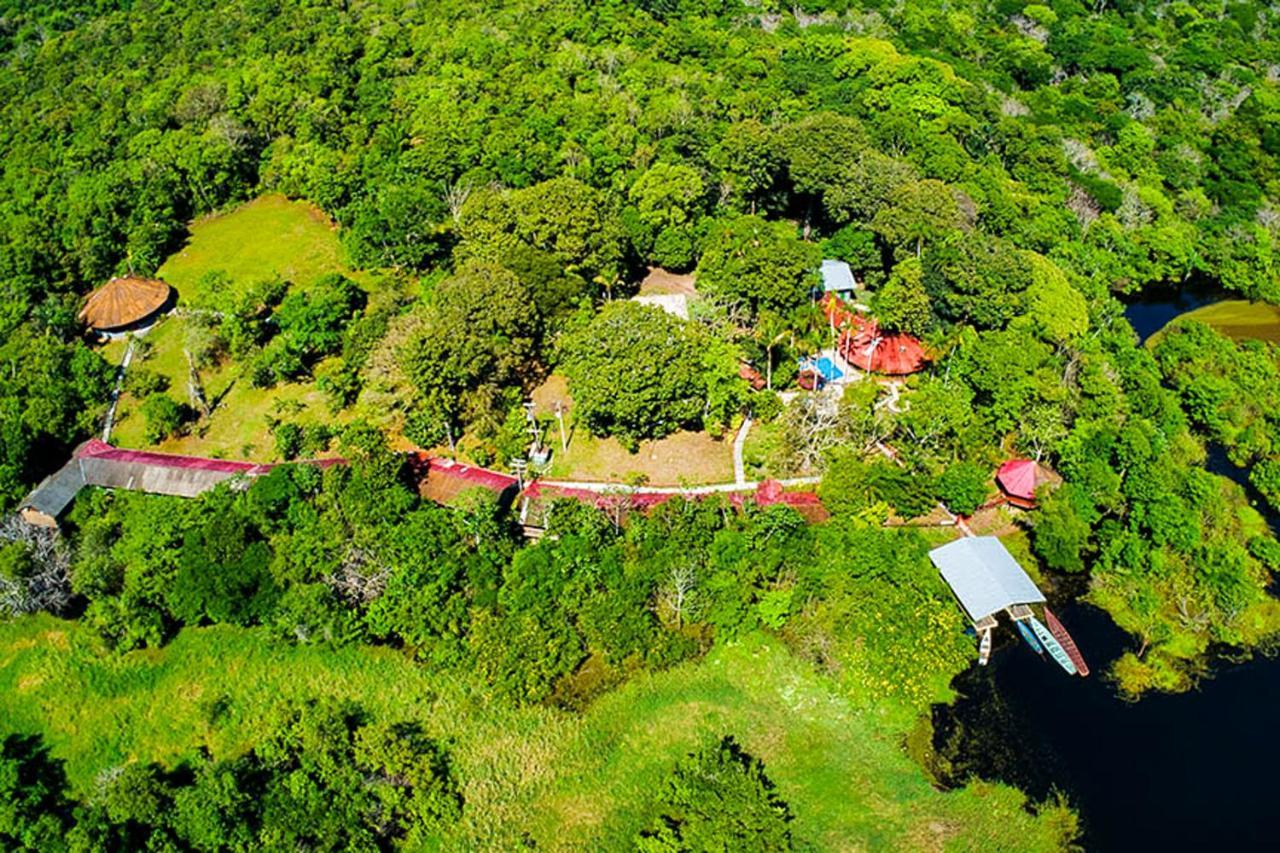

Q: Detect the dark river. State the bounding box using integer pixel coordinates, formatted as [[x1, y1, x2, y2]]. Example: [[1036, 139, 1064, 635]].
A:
[[933, 288, 1279, 851], [936, 600, 1280, 850]]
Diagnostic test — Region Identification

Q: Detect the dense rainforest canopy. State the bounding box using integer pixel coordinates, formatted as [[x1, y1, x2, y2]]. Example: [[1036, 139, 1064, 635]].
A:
[[2, 0, 1280, 845]]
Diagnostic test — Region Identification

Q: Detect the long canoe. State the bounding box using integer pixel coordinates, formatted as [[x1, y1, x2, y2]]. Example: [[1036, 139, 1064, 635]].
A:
[[1044, 607, 1089, 677], [978, 627, 992, 666], [1015, 619, 1044, 655], [1029, 615, 1077, 675]]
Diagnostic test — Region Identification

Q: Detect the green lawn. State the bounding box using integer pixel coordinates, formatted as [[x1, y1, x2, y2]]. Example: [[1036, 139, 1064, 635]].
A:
[[157, 193, 357, 303], [0, 617, 1073, 850], [1148, 299, 1280, 346], [104, 194, 364, 460]]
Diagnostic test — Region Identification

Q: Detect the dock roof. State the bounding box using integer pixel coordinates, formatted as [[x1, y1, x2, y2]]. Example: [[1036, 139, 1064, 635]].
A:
[[928, 536, 1045, 622]]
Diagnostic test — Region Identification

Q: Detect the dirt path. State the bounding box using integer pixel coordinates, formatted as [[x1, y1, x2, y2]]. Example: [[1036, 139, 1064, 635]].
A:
[[732, 416, 752, 486], [101, 337, 135, 442]]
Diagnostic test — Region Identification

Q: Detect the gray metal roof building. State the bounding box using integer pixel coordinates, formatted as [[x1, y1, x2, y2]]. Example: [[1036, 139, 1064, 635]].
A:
[[18, 440, 268, 528], [928, 536, 1045, 622], [820, 259, 857, 294]]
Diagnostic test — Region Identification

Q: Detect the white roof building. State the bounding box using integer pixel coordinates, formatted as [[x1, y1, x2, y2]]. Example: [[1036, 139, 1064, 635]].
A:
[[928, 536, 1045, 622], [819, 259, 857, 294]]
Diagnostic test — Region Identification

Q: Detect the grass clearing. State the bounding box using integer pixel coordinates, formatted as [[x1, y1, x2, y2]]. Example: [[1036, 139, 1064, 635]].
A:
[[0, 616, 1071, 850], [531, 374, 735, 485], [742, 417, 788, 479], [104, 195, 364, 460], [157, 193, 356, 303]]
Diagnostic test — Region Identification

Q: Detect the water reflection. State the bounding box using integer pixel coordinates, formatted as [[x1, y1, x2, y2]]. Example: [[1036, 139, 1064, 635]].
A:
[[935, 601, 1280, 850]]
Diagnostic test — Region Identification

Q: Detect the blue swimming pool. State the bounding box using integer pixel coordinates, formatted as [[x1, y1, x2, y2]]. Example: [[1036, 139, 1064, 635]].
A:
[[800, 356, 843, 382]]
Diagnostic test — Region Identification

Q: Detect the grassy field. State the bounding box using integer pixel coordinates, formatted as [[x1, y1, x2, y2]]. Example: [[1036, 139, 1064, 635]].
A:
[[157, 194, 355, 303], [1148, 300, 1280, 346], [0, 616, 1073, 850], [105, 195, 362, 460], [531, 375, 736, 485]]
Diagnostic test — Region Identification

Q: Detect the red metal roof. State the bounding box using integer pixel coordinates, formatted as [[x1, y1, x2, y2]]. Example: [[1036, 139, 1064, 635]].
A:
[[520, 478, 826, 521], [74, 440, 344, 476], [421, 456, 518, 492], [996, 459, 1040, 501], [821, 294, 928, 376], [76, 439, 267, 474]]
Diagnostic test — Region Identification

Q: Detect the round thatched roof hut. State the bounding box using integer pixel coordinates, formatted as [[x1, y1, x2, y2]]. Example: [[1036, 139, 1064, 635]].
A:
[[79, 276, 173, 332]]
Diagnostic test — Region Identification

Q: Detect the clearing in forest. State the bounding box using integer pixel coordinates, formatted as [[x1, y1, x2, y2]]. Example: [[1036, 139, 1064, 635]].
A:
[[102, 195, 361, 460], [530, 374, 735, 485], [158, 193, 353, 302]]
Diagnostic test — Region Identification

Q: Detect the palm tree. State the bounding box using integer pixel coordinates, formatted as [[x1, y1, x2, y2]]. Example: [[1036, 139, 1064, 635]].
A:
[[755, 309, 790, 390]]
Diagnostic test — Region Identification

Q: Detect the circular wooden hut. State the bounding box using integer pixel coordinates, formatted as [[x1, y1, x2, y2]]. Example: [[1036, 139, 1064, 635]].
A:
[[78, 276, 173, 333]]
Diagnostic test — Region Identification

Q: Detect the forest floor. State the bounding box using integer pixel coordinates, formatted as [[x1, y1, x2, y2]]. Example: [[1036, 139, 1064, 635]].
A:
[[101, 194, 362, 461], [0, 615, 1073, 850]]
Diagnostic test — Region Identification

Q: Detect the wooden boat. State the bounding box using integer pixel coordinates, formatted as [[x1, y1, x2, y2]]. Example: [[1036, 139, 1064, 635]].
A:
[[978, 627, 992, 666], [1015, 619, 1044, 655], [1044, 607, 1089, 677], [1029, 615, 1077, 675]]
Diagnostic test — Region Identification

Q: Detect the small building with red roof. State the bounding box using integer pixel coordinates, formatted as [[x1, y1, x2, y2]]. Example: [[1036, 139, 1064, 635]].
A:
[[996, 459, 1059, 509]]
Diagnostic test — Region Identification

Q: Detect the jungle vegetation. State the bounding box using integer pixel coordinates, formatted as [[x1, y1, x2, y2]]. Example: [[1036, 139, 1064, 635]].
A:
[[2, 0, 1280, 844]]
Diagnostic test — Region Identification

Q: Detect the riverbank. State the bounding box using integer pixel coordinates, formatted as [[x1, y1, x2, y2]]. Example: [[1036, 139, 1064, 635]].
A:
[[921, 291, 1280, 850], [1145, 299, 1280, 346]]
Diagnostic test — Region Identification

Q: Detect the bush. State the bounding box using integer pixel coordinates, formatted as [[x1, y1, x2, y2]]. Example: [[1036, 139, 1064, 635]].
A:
[[273, 421, 303, 460], [140, 393, 186, 443], [637, 735, 792, 851], [124, 366, 169, 398], [936, 461, 990, 515], [749, 390, 783, 423], [652, 225, 695, 270]]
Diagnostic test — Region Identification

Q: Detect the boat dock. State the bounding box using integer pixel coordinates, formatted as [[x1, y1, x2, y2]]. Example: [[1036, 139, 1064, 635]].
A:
[[928, 536, 1087, 676]]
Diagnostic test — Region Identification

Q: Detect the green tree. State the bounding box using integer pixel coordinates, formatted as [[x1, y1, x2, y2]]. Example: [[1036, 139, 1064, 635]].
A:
[[0, 734, 72, 850], [1023, 254, 1089, 346], [872, 179, 965, 257], [1031, 484, 1096, 573], [628, 162, 704, 268], [872, 257, 932, 335], [695, 216, 820, 316], [711, 120, 780, 214], [636, 735, 792, 852], [561, 301, 736, 445], [937, 461, 990, 516], [140, 393, 187, 443], [399, 260, 543, 443]]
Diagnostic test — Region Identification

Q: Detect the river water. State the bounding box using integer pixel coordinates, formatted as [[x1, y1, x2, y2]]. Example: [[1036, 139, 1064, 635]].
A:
[[932, 288, 1280, 851]]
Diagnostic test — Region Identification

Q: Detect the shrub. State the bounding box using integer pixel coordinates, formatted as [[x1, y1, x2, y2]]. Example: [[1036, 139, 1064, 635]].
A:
[[936, 461, 990, 516], [637, 735, 792, 851], [124, 366, 169, 398], [273, 421, 303, 460], [140, 393, 186, 443]]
